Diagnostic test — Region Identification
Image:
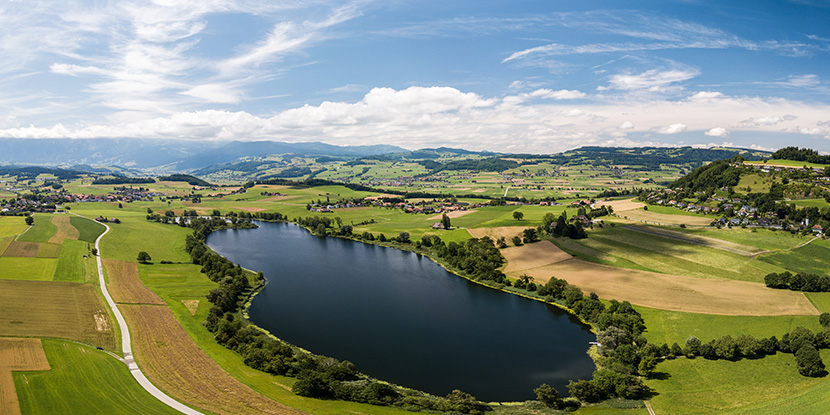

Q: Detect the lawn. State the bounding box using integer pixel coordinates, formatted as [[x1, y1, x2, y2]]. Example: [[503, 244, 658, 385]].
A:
[[14, 339, 182, 415], [17, 213, 57, 242]]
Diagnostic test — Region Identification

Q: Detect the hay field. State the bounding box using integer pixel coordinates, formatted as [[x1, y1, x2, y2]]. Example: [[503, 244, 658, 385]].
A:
[[595, 198, 645, 212], [426, 210, 477, 220], [120, 304, 306, 415], [501, 241, 572, 274], [0, 257, 57, 281], [3, 241, 39, 257], [520, 258, 817, 316], [103, 259, 165, 305], [0, 237, 13, 255], [616, 208, 714, 226], [0, 216, 28, 238], [624, 225, 762, 255], [467, 226, 528, 242], [34, 242, 62, 258], [14, 339, 180, 415], [48, 215, 79, 244], [16, 214, 57, 243], [0, 280, 116, 349], [0, 338, 50, 415], [69, 216, 106, 244]]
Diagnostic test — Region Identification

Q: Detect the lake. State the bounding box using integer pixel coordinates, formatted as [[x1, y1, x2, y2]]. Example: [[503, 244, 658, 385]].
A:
[[207, 221, 595, 402]]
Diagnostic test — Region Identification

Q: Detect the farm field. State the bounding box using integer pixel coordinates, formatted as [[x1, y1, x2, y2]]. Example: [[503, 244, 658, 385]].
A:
[[119, 303, 307, 415], [789, 198, 830, 209], [0, 338, 50, 415], [104, 259, 165, 305], [0, 216, 28, 238], [557, 226, 785, 282], [70, 216, 106, 243], [14, 339, 180, 415], [0, 280, 116, 350], [48, 215, 80, 243], [758, 238, 830, 276], [16, 213, 57, 243], [646, 350, 830, 415], [614, 207, 714, 226], [0, 257, 57, 281], [54, 239, 94, 283], [518, 257, 817, 316]]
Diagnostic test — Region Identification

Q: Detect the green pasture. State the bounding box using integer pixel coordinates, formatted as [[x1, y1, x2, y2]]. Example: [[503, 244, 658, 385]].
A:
[[646, 350, 830, 415], [565, 226, 786, 282], [17, 213, 57, 242], [70, 215, 107, 243], [637, 306, 822, 346], [790, 198, 830, 209], [14, 339, 181, 415], [70, 204, 191, 263], [677, 227, 809, 251], [54, 239, 91, 283], [0, 257, 57, 281], [759, 239, 830, 276], [35, 242, 62, 258], [735, 173, 777, 194], [0, 215, 29, 237]]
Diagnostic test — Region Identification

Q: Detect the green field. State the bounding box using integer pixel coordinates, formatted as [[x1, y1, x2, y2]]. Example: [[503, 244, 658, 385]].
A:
[[14, 339, 181, 415], [70, 216, 107, 243], [646, 351, 830, 415], [17, 213, 57, 242], [0, 257, 57, 280], [0, 215, 29, 237], [745, 159, 829, 169], [35, 242, 62, 258], [54, 239, 92, 283], [759, 239, 830, 276], [560, 226, 786, 282], [645, 204, 720, 219], [789, 198, 830, 209]]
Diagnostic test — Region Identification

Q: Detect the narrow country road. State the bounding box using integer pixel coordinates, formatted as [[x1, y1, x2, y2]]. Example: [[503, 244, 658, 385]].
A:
[[92, 218, 204, 415]]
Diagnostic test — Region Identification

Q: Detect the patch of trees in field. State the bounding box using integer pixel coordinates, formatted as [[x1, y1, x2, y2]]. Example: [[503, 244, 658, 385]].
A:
[[157, 174, 211, 186], [765, 271, 830, 292], [669, 159, 741, 193], [772, 146, 830, 165], [91, 176, 155, 184]]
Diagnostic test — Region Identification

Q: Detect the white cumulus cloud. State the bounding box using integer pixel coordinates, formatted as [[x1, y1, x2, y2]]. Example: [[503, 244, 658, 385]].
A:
[[658, 123, 687, 134], [705, 127, 729, 137]]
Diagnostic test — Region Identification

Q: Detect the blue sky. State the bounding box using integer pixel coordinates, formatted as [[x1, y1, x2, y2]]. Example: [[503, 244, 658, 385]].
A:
[[1, 0, 829, 153]]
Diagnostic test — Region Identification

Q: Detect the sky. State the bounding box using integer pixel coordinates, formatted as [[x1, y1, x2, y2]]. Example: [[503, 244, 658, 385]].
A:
[[1, 0, 829, 154]]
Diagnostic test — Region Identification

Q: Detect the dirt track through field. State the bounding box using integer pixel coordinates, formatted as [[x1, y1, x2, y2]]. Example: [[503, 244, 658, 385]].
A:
[[103, 259, 166, 305], [48, 215, 79, 244], [0, 338, 50, 415], [121, 304, 307, 415], [521, 258, 818, 316]]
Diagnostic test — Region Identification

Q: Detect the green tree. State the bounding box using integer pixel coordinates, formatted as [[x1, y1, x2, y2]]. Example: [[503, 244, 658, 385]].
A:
[[513, 211, 524, 221], [795, 344, 826, 377], [24, 215, 33, 226], [533, 383, 563, 409], [638, 356, 657, 377], [137, 251, 151, 263], [820, 312, 830, 328], [441, 213, 451, 230], [398, 232, 410, 243], [511, 236, 522, 246]]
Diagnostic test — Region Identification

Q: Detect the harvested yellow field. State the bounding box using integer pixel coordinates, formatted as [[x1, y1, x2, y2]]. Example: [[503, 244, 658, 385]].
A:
[[0, 338, 50, 415], [0, 217, 29, 239], [121, 304, 306, 415], [103, 259, 165, 305], [616, 209, 713, 226], [233, 206, 266, 212], [3, 242, 39, 258], [521, 258, 818, 316], [467, 226, 528, 242], [48, 215, 79, 244], [426, 210, 476, 220], [0, 237, 12, 256], [502, 241, 572, 274], [595, 198, 645, 212]]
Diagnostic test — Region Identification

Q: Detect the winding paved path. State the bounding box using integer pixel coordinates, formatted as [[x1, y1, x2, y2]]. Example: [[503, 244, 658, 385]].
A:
[[92, 219, 204, 415]]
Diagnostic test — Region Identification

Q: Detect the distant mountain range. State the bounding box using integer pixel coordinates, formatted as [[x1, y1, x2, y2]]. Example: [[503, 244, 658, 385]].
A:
[[0, 138, 406, 171]]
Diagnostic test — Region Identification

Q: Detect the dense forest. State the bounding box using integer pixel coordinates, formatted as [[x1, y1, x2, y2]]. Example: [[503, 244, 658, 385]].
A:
[[772, 147, 830, 164], [157, 174, 211, 186]]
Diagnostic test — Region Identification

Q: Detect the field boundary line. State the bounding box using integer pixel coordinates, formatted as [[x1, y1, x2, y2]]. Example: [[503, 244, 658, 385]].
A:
[[82, 213, 205, 415], [645, 400, 656, 415]]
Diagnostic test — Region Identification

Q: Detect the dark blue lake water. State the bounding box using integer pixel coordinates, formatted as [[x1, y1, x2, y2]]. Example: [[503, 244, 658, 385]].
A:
[[207, 221, 595, 402]]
